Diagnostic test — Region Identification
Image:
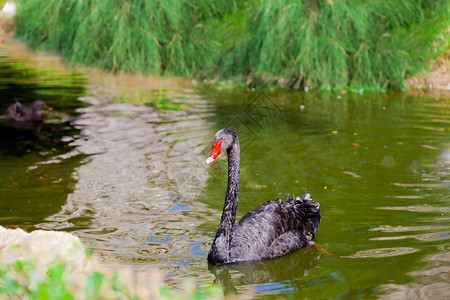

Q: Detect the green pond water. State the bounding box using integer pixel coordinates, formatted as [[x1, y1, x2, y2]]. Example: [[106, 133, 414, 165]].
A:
[[0, 52, 449, 299]]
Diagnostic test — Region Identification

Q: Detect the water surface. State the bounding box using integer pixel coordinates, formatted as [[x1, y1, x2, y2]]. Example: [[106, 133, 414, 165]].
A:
[[199, 90, 450, 298], [0, 51, 449, 299], [0, 49, 86, 229]]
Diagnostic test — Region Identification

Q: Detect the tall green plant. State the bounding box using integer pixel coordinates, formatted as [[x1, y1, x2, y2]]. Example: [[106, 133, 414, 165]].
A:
[[219, 0, 449, 89], [15, 0, 233, 75], [15, 0, 449, 90]]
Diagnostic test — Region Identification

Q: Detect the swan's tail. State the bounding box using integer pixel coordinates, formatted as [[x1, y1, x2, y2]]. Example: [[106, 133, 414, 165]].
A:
[[287, 191, 321, 241], [300, 191, 313, 201], [286, 191, 313, 204]]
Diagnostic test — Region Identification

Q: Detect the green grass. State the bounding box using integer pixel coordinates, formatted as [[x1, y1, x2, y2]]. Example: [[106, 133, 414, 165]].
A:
[[14, 0, 450, 90], [0, 258, 223, 299], [0, 224, 222, 300]]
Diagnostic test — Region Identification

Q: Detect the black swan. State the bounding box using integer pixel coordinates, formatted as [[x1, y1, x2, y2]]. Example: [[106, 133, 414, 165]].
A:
[[7, 100, 51, 123], [205, 129, 321, 265]]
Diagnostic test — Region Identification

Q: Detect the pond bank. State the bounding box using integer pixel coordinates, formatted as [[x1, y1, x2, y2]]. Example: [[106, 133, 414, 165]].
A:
[[0, 226, 222, 299]]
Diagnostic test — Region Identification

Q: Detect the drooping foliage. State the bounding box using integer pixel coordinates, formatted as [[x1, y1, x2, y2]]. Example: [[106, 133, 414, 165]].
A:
[[15, 0, 449, 90], [220, 0, 450, 89], [15, 0, 236, 76]]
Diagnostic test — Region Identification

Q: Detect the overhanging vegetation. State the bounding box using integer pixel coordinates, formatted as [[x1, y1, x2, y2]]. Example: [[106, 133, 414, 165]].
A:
[[15, 0, 450, 90]]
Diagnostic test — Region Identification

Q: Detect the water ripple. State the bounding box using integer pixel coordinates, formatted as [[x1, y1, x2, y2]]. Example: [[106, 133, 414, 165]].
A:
[[344, 247, 419, 258]]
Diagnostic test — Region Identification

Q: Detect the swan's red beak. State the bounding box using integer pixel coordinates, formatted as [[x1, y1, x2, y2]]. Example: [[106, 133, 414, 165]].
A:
[[206, 139, 223, 165]]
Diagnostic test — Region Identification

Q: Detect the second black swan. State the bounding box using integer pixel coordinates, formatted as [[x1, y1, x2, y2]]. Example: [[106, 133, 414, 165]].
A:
[[7, 100, 51, 123], [205, 129, 321, 265]]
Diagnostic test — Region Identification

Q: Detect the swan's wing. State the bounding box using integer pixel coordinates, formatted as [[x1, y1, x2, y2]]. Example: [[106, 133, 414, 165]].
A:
[[265, 230, 308, 259], [229, 200, 303, 261], [227, 196, 321, 262], [8, 102, 31, 121]]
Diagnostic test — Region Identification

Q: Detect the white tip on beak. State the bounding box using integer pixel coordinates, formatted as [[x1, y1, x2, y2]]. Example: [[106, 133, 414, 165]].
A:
[[205, 157, 215, 165]]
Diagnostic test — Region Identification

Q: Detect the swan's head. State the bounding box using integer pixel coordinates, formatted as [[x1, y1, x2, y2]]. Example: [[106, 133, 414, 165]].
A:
[[32, 100, 52, 112], [206, 129, 237, 164]]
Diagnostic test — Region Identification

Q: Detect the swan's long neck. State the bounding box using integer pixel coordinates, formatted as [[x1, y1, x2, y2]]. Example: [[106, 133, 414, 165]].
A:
[[209, 139, 240, 263], [219, 141, 240, 236]]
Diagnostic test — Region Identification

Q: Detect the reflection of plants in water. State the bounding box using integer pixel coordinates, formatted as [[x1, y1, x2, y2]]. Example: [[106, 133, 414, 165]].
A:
[[243, 92, 282, 130], [152, 96, 191, 111], [151, 90, 193, 111], [223, 91, 281, 152], [0, 51, 86, 113], [115, 89, 193, 111]]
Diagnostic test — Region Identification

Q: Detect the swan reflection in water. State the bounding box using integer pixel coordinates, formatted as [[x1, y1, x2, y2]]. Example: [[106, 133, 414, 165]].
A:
[[208, 246, 321, 297]]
